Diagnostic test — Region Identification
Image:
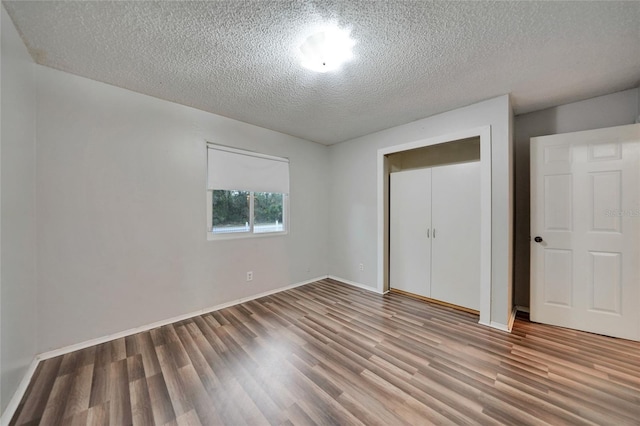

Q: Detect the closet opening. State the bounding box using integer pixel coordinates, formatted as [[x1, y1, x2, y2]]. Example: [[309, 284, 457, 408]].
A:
[[387, 137, 481, 314], [377, 127, 492, 326]]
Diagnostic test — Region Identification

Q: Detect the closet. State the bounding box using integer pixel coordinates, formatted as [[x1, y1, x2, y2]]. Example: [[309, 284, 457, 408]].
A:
[[389, 138, 481, 311]]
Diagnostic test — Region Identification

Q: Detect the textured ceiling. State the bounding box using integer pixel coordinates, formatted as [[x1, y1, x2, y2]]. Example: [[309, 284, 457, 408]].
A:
[[3, 1, 640, 145]]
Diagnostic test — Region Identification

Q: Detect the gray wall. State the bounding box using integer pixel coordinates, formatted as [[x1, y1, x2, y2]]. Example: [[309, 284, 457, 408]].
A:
[[0, 7, 37, 414], [513, 88, 640, 308], [35, 65, 330, 352], [328, 95, 514, 327]]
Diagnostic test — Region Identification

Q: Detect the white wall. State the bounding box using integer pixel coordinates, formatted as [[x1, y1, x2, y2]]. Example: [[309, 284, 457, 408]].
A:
[[36, 66, 329, 352], [328, 95, 514, 327], [0, 6, 37, 414], [514, 88, 639, 307]]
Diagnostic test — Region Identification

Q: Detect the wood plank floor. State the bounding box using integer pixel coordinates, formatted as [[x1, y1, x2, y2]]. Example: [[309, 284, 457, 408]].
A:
[[10, 278, 640, 425]]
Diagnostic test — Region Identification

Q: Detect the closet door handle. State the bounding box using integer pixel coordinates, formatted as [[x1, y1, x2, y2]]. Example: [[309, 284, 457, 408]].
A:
[[433, 228, 436, 239], [427, 228, 430, 238]]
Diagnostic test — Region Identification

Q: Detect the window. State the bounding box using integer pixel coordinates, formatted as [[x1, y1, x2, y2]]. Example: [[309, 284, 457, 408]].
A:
[[254, 192, 285, 233], [211, 190, 250, 234], [207, 144, 289, 238]]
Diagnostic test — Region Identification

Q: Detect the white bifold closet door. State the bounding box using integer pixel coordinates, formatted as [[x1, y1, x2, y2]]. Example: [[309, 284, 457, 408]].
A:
[[390, 162, 480, 311], [430, 162, 481, 310], [390, 168, 432, 297]]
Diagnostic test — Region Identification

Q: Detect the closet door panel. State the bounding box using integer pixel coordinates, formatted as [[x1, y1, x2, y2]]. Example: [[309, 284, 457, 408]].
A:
[[390, 168, 432, 297], [431, 162, 481, 310]]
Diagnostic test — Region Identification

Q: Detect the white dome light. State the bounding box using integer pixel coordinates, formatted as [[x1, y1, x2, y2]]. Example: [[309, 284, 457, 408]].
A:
[[299, 27, 356, 73]]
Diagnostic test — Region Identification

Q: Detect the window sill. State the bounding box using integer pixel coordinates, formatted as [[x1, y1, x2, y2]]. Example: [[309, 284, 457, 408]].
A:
[[207, 230, 288, 241]]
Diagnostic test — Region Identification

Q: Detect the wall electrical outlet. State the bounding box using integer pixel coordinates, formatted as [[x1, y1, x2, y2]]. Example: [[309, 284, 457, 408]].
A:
[[246, 271, 253, 282], [359, 263, 364, 271]]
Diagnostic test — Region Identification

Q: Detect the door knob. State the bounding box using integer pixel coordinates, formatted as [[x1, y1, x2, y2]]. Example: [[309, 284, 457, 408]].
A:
[[534, 236, 543, 243]]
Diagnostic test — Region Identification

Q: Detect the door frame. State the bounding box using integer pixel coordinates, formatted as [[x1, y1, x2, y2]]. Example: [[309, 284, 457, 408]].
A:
[[377, 126, 492, 326]]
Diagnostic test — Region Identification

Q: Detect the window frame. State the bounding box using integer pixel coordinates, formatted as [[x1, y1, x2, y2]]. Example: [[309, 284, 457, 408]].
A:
[[206, 143, 290, 241], [206, 190, 289, 240]]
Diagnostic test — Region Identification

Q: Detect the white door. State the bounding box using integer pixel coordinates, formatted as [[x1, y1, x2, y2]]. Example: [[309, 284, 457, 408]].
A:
[[531, 124, 640, 341], [431, 162, 481, 310], [390, 168, 432, 297]]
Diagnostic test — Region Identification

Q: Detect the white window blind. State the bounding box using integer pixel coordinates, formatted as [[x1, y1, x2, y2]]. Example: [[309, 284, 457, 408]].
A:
[[207, 145, 289, 193]]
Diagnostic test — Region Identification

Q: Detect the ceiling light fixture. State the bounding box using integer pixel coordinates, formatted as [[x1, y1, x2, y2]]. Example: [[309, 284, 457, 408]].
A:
[[299, 27, 356, 73]]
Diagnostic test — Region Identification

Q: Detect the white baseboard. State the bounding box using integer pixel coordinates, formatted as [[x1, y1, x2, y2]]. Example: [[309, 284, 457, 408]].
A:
[[39, 275, 326, 361], [330, 277, 513, 333], [0, 275, 326, 425], [489, 321, 511, 332], [1, 357, 40, 426], [516, 305, 530, 314], [483, 306, 518, 333], [327, 275, 384, 295]]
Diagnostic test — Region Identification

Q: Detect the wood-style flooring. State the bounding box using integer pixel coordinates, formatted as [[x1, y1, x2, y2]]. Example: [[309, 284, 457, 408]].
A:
[[10, 279, 640, 425]]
